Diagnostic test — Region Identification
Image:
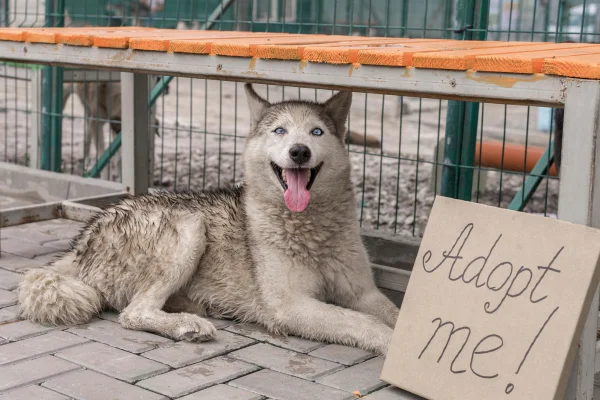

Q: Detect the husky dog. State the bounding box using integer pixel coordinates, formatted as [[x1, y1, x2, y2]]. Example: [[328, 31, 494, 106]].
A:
[[62, 77, 163, 181], [19, 84, 399, 354]]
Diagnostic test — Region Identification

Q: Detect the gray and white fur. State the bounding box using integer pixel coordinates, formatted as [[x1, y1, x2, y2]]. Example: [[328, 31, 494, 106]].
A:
[[19, 84, 399, 355]]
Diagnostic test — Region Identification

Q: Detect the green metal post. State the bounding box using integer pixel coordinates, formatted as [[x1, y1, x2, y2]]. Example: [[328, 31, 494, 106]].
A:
[[557, 0, 568, 43], [2, 0, 8, 27], [400, 0, 409, 37], [41, 0, 65, 172], [543, 1, 551, 42], [444, 0, 454, 38], [441, 0, 489, 200], [51, 0, 65, 172], [457, 0, 489, 199], [41, 0, 55, 171]]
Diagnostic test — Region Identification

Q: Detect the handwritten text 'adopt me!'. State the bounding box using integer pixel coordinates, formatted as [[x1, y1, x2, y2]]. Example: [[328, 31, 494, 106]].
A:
[[381, 197, 600, 400]]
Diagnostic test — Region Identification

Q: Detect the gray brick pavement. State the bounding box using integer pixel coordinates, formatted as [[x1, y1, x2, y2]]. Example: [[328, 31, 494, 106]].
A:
[[0, 268, 22, 291], [316, 357, 387, 395], [208, 317, 237, 330], [0, 330, 88, 366], [30, 252, 62, 266], [226, 323, 325, 353], [363, 387, 424, 399], [1, 226, 59, 244], [1, 238, 64, 259], [0, 355, 80, 393], [0, 320, 62, 342], [230, 369, 353, 400], [178, 384, 263, 400], [40, 239, 72, 252], [309, 344, 375, 366], [137, 356, 259, 398], [0, 385, 70, 400], [230, 343, 343, 380], [43, 369, 167, 400], [0, 252, 47, 272], [1, 305, 17, 314], [143, 330, 255, 368], [0, 308, 19, 324], [56, 342, 170, 383], [0, 289, 16, 308]]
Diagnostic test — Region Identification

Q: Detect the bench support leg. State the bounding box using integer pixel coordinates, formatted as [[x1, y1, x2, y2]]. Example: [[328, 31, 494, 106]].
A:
[[121, 72, 150, 195], [560, 80, 600, 400]]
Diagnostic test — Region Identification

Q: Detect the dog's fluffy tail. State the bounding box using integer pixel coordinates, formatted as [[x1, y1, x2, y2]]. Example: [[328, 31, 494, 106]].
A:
[[18, 252, 103, 325]]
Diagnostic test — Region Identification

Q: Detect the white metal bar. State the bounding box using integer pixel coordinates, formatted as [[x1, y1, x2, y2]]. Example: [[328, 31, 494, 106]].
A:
[[0, 41, 566, 106], [69, 192, 128, 208], [29, 67, 42, 169], [559, 80, 600, 400], [60, 201, 101, 222], [121, 72, 150, 195], [0, 202, 61, 228], [0, 193, 125, 228]]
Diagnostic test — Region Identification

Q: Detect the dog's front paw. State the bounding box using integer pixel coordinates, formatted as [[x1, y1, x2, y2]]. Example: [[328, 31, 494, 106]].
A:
[[375, 336, 392, 356], [357, 325, 393, 356], [385, 307, 400, 328], [173, 314, 217, 342]]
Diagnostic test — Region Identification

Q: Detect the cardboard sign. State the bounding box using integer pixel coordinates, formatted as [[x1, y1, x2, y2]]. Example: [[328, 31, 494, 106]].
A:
[[381, 197, 600, 400]]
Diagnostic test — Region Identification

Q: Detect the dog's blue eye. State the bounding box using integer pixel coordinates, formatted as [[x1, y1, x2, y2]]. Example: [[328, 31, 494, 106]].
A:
[[274, 127, 286, 135], [312, 128, 323, 136]]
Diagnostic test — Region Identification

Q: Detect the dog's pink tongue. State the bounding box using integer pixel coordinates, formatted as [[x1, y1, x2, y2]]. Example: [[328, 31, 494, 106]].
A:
[[284, 169, 310, 212]]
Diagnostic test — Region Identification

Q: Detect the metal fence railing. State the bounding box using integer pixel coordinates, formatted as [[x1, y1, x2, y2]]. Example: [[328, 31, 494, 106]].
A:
[[1, 0, 594, 237]]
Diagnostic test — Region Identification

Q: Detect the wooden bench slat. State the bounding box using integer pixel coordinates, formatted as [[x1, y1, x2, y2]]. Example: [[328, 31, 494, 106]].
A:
[[3, 27, 600, 78], [208, 36, 427, 58], [255, 39, 439, 61], [542, 54, 600, 79], [474, 45, 600, 73], [303, 40, 524, 66], [92, 30, 281, 49], [411, 42, 562, 70], [131, 33, 294, 52]]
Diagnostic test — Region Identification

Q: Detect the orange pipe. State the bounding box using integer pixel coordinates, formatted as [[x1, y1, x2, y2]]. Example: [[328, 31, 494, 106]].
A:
[[474, 141, 557, 177]]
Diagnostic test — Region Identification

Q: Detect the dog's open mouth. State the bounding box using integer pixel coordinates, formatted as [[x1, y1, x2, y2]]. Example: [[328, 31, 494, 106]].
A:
[[271, 162, 323, 212]]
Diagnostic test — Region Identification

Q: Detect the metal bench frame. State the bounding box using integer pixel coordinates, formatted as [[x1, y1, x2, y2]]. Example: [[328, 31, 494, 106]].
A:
[[0, 40, 598, 399]]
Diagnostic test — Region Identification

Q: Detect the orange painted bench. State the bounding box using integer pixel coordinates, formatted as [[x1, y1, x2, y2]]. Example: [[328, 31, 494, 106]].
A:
[[0, 27, 600, 78]]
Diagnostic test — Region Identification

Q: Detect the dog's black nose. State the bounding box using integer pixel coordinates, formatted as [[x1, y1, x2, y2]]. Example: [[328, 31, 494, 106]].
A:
[[289, 144, 311, 165]]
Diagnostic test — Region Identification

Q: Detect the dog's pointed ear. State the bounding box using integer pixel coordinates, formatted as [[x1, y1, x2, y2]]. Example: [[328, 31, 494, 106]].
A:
[[245, 84, 270, 129], [324, 91, 352, 139]]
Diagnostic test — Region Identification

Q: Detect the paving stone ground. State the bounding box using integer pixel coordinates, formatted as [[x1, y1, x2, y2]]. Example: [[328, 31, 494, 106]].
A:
[[0, 219, 598, 399]]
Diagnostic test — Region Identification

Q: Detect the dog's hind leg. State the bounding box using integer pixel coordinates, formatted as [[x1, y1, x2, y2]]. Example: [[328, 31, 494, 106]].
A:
[[269, 296, 393, 355], [118, 216, 216, 341]]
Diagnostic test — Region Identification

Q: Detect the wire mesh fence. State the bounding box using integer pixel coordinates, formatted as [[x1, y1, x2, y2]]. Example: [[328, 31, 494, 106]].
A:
[[0, 0, 589, 237]]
